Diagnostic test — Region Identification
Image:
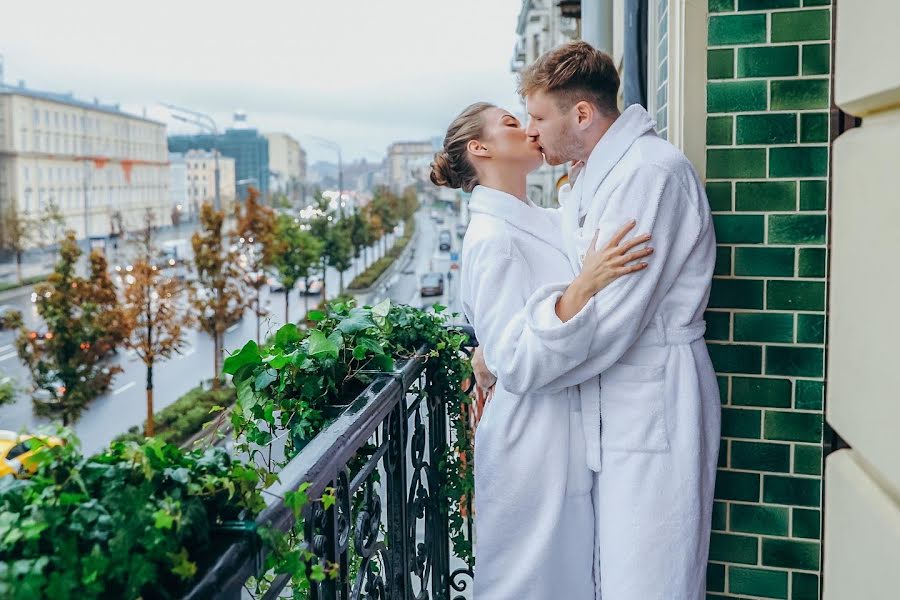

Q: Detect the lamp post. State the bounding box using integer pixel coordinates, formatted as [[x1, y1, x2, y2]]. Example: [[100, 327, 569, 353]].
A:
[[162, 103, 221, 212], [311, 136, 345, 217]]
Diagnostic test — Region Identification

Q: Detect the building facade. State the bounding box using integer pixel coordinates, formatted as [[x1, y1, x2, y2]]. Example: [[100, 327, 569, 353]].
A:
[[510, 0, 581, 207], [264, 132, 305, 202], [386, 140, 434, 194], [168, 121, 269, 198], [183, 150, 236, 215], [0, 82, 169, 245]]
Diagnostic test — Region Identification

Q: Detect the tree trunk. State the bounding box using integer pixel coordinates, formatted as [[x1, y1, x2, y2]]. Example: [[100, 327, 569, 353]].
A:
[[145, 364, 154, 437], [339, 270, 344, 296], [213, 329, 222, 389], [255, 288, 261, 345], [321, 261, 328, 301], [303, 278, 310, 316], [285, 289, 290, 324], [15, 251, 22, 284]]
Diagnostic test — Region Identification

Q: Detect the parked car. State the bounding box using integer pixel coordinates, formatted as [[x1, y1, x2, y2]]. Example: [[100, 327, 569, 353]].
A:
[[268, 275, 287, 293], [420, 272, 445, 297], [298, 277, 324, 296], [0, 430, 64, 478], [438, 230, 452, 252], [435, 215, 445, 225], [455, 224, 467, 239]]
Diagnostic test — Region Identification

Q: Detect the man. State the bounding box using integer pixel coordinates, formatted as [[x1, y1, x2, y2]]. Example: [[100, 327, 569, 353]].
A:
[[472, 41, 720, 599]]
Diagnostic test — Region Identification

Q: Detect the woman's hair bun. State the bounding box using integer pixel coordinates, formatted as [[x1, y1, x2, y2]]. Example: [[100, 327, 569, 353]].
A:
[[430, 151, 461, 189]]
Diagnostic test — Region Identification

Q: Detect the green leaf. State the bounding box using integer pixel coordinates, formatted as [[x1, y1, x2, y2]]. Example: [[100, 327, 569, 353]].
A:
[[432, 303, 447, 313], [321, 487, 336, 510], [327, 330, 344, 352], [336, 308, 376, 335], [168, 547, 198, 580], [352, 344, 368, 360], [285, 483, 310, 518], [307, 330, 338, 358], [306, 309, 326, 322], [223, 340, 260, 375], [371, 298, 391, 321], [254, 368, 277, 391], [310, 563, 327, 582], [274, 323, 301, 348], [371, 354, 395, 371], [153, 509, 175, 530]]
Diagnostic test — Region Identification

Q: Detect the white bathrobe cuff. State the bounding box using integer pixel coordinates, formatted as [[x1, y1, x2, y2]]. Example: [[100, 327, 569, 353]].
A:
[[524, 282, 598, 359]]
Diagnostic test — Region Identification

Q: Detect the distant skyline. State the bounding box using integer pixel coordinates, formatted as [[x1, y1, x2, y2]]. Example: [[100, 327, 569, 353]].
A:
[[0, 0, 525, 164]]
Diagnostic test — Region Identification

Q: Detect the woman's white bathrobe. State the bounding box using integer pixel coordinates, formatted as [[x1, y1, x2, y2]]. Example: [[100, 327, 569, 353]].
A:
[[484, 105, 721, 600], [461, 185, 595, 600]]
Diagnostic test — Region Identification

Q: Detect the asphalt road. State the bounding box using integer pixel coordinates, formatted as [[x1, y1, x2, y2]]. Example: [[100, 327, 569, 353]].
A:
[[0, 207, 464, 455]]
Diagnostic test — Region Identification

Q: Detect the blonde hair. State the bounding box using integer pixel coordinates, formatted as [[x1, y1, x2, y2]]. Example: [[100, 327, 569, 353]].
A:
[[430, 102, 495, 193], [518, 41, 619, 116]]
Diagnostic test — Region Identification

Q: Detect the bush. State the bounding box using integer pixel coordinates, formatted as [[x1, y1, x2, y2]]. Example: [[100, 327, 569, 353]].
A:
[[0, 274, 50, 293], [0, 377, 15, 407], [115, 385, 237, 447], [347, 218, 416, 290]]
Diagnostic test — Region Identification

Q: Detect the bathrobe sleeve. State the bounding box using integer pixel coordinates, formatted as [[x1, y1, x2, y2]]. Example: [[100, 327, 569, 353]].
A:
[[463, 234, 600, 394], [488, 163, 708, 395]]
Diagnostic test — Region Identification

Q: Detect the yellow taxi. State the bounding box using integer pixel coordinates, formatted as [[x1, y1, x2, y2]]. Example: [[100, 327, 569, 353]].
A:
[[0, 430, 64, 477]]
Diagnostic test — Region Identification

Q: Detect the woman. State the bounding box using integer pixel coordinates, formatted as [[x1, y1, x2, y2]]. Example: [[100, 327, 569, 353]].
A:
[[430, 102, 652, 599]]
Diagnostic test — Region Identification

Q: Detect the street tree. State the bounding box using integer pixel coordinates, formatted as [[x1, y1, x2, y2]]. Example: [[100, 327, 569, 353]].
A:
[[121, 212, 189, 436], [232, 186, 277, 344], [35, 200, 65, 258], [189, 202, 246, 387], [0, 205, 33, 284], [347, 210, 372, 274], [273, 214, 322, 321], [16, 232, 127, 425], [324, 222, 354, 295]]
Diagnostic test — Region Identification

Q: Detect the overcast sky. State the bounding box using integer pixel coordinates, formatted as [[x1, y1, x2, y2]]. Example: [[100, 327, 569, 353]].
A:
[[0, 0, 525, 165]]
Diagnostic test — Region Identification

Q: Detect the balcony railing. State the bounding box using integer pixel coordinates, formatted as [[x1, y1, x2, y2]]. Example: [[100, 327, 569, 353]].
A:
[[182, 327, 478, 600]]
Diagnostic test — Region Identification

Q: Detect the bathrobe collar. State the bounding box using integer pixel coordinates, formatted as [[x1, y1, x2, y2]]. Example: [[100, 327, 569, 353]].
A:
[[469, 185, 567, 255]]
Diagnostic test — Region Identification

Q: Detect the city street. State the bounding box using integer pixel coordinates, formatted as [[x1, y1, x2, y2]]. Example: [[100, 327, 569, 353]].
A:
[[0, 206, 463, 455]]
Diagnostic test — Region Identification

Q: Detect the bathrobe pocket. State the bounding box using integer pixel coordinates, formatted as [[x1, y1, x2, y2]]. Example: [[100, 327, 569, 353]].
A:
[[600, 363, 669, 453]]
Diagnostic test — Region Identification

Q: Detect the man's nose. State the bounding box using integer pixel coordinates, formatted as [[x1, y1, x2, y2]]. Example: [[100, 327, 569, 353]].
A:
[[525, 118, 539, 137]]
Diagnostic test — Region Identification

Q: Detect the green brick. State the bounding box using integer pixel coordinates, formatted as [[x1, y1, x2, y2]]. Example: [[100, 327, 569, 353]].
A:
[[732, 376, 792, 408], [710, 279, 765, 310], [710, 532, 759, 564], [765, 410, 823, 442], [715, 246, 733, 276], [729, 566, 788, 599], [709, 14, 768, 45], [801, 113, 829, 143], [718, 376, 730, 403], [771, 79, 830, 110], [735, 181, 796, 212], [732, 440, 791, 472], [708, 148, 768, 179], [734, 248, 795, 277], [739, 0, 799, 8], [708, 81, 768, 113], [713, 501, 728, 530], [792, 572, 820, 600], [710, 0, 736, 12], [798, 247, 826, 277], [794, 444, 823, 476], [800, 179, 827, 210], [707, 181, 733, 211], [797, 313, 825, 343], [713, 214, 765, 243], [736, 114, 797, 145], [730, 503, 789, 536], [769, 146, 829, 178], [734, 312, 794, 342], [707, 310, 732, 340], [708, 115, 734, 146], [722, 407, 763, 439], [792, 508, 822, 539], [766, 346, 825, 377], [767, 281, 825, 311], [762, 538, 820, 570], [764, 475, 821, 507], [804, 0, 831, 5], [720, 438, 729, 467], [709, 49, 735, 79], [769, 214, 827, 244], [708, 562, 726, 592], [772, 9, 831, 42], [795, 380, 824, 410], [709, 342, 763, 372], [802, 43, 831, 75], [737, 46, 799, 78], [716, 470, 761, 501]]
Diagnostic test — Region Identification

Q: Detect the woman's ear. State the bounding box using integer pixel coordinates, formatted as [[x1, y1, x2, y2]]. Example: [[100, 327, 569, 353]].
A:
[[467, 139, 490, 157]]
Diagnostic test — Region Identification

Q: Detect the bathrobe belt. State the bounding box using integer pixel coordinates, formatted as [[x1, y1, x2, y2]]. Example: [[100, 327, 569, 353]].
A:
[[580, 317, 706, 472]]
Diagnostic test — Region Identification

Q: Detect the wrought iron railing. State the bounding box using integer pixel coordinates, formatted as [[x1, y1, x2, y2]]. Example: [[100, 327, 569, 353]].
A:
[[182, 327, 477, 600]]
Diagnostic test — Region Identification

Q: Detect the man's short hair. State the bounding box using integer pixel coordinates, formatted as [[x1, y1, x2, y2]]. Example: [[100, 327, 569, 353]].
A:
[[518, 41, 620, 116]]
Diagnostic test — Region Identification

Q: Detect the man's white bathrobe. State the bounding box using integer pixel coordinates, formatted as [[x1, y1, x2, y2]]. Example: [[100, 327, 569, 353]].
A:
[[485, 105, 721, 599], [461, 185, 595, 600]]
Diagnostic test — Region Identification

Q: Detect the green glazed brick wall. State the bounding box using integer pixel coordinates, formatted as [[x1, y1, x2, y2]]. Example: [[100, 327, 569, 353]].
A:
[[705, 0, 830, 598]]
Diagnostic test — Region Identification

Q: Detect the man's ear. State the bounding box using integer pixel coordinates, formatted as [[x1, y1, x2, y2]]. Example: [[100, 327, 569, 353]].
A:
[[467, 139, 490, 157], [575, 100, 594, 130]]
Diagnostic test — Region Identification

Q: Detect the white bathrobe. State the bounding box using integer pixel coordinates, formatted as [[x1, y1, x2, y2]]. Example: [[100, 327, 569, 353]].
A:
[[485, 105, 721, 600], [461, 185, 595, 600]]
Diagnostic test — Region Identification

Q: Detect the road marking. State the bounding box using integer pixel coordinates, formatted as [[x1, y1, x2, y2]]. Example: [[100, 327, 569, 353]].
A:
[[226, 323, 240, 333], [0, 344, 12, 353], [113, 381, 136, 396], [0, 352, 17, 362]]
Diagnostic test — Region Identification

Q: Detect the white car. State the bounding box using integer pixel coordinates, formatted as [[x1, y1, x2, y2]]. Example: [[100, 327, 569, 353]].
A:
[[297, 277, 324, 296]]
